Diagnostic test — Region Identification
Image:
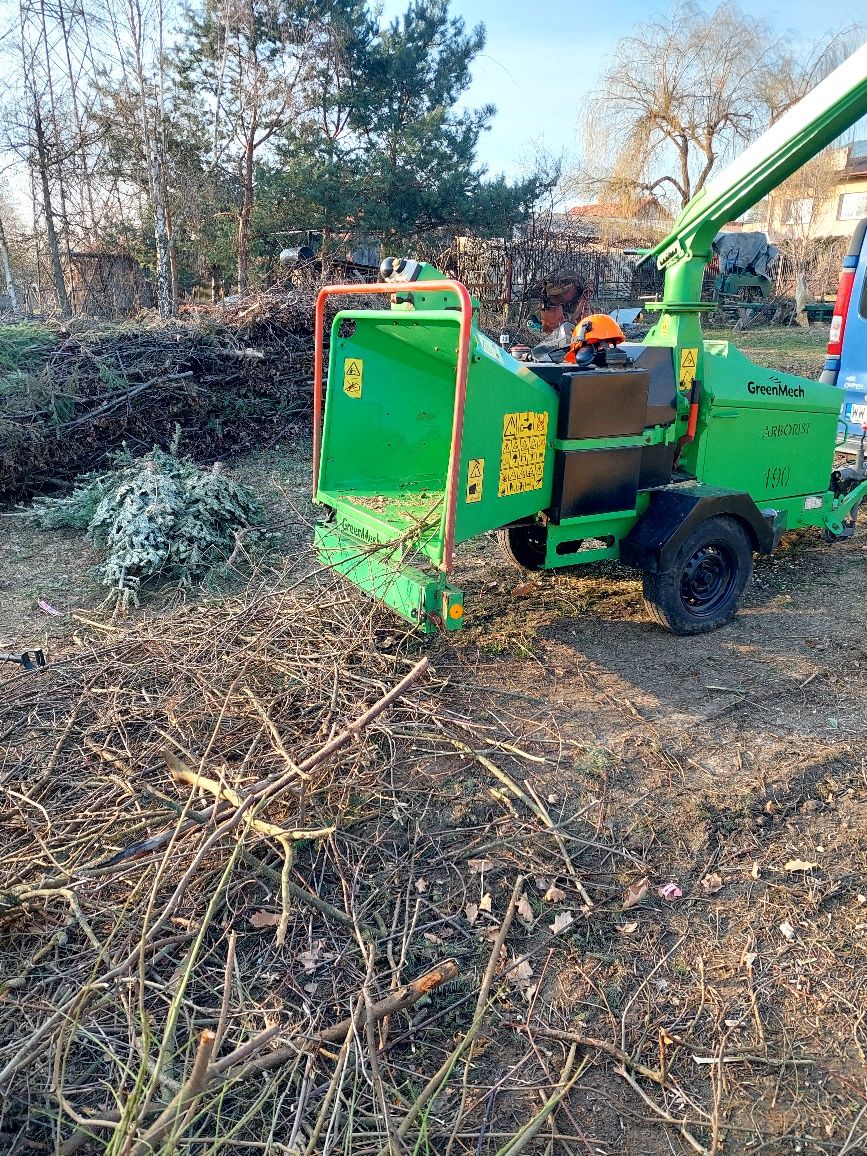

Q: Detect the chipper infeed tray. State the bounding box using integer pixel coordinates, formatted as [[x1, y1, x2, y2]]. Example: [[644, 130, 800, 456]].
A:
[[313, 272, 562, 632]]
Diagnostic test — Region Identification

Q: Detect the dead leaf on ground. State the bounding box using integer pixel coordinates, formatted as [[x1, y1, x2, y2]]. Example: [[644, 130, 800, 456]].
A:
[[533, 875, 552, 892], [465, 902, 479, 926], [479, 892, 493, 913], [779, 920, 796, 941], [511, 581, 540, 598], [250, 910, 281, 929], [549, 911, 574, 935], [544, 885, 566, 903], [701, 872, 724, 894], [784, 859, 818, 873], [508, 956, 534, 988], [622, 878, 649, 911], [296, 939, 334, 974], [516, 893, 534, 923], [415, 877, 428, 893], [468, 857, 495, 874], [619, 921, 639, 935]]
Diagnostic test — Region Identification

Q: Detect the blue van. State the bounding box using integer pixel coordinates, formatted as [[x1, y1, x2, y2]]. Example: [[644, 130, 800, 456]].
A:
[[821, 217, 867, 454]]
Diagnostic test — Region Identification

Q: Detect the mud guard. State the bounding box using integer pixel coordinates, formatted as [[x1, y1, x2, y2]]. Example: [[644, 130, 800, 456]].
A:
[[619, 483, 780, 574]]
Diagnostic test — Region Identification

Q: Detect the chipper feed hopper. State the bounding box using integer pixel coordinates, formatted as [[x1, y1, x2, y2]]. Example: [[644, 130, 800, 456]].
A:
[[313, 43, 867, 635]]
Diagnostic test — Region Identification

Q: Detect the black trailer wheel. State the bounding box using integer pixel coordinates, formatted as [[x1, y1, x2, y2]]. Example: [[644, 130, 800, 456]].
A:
[[642, 515, 753, 635], [497, 524, 548, 570]]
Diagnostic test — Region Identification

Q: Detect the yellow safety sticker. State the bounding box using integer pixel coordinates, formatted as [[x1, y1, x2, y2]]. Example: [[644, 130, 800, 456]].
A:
[[343, 357, 363, 398], [466, 457, 484, 503], [679, 347, 698, 393], [498, 410, 548, 497]]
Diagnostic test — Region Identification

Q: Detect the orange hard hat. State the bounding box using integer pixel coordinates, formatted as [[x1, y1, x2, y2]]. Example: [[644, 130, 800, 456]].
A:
[[571, 314, 626, 347], [563, 314, 626, 364]]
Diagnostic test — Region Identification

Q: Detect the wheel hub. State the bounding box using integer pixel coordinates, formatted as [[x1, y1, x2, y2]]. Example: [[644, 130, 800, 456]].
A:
[[680, 544, 733, 612]]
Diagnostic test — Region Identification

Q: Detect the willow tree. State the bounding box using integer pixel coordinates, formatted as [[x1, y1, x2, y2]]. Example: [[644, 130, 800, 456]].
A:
[[581, 2, 775, 214]]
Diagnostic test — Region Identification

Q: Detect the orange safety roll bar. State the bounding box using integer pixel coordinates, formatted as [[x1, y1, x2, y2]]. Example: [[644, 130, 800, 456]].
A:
[[313, 280, 474, 574]]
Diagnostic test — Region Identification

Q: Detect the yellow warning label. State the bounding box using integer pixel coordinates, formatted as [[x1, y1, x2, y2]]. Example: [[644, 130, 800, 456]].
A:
[[498, 410, 548, 497], [343, 357, 363, 398], [679, 347, 698, 393], [466, 457, 484, 503]]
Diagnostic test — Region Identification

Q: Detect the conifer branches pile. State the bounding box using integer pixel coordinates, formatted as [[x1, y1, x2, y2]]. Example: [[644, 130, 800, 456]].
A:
[[33, 441, 269, 606]]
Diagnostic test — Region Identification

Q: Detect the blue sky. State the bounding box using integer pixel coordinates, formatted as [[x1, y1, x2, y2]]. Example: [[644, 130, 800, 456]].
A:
[[379, 0, 866, 181]]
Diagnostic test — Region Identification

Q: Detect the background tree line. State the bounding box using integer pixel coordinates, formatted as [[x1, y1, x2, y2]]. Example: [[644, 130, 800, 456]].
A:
[[0, 0, 863, 321], [0, 0, 546, 316]]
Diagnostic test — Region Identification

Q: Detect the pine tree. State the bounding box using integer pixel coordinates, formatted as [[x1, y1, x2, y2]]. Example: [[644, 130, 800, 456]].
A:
[[347, 0, 534, 243]]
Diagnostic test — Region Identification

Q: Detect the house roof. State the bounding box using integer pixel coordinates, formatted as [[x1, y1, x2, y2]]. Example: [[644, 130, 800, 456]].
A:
[[844, 140, 867, 178], [568, 197, 672, 221]]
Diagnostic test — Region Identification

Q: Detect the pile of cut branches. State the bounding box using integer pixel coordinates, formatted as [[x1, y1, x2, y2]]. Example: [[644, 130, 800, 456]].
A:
[[0, 566, 606, 1155], [0, 290, 317, 499]]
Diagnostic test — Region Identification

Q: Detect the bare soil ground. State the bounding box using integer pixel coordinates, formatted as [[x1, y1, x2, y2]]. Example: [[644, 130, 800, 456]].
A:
[[447, 525, 867, 1153], [3, 326, 866, 1154]]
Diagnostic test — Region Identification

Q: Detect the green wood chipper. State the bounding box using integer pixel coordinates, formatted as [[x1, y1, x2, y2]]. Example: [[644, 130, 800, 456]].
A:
[[312, 43, 867, 636]]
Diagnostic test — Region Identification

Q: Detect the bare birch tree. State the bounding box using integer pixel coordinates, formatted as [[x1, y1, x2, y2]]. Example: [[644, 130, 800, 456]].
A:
[[101, 0, 174, 316], [0, 209, 19, 310]]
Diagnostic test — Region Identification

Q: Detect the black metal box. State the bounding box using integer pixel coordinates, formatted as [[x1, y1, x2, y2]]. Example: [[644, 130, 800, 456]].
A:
[[556, 368, 650, 440], [550, 447, 642, 521]]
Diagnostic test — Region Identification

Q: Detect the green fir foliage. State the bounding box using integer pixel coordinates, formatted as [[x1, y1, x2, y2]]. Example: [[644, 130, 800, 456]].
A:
[[33, 444, 268, 606], [0, 324, 58, 375]]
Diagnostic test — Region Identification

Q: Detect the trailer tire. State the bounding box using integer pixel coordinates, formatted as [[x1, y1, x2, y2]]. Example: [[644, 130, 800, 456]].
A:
[[642, 515, 753, 635], [497, 524, 548, 570]]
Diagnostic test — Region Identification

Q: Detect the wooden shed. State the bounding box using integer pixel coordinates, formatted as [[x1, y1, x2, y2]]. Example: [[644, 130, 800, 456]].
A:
[[65, 250, 153, 317]]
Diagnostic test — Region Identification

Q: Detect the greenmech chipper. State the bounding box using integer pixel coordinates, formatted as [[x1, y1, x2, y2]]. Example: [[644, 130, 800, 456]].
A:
[[312, 43, 867, 635]]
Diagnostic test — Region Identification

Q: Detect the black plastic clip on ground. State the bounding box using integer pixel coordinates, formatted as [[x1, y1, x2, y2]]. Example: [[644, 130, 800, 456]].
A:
[[0, 649, 47, 671]]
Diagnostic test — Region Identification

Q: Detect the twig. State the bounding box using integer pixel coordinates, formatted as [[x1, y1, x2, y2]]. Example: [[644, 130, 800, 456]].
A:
[[163, 751, 333, 842], [517, 1024, 666, 1086], [615, 1064, 711, 1156], [128, 1028, 217, 1156], [494, 1045, 586, 1156], [382, 876, 525, 1154], [317, 958, 459, 1045]]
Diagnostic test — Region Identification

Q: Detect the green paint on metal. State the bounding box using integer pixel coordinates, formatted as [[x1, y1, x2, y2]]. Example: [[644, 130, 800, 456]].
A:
[[554, 427, 672, 452], [543, 512, 639, 567], [318, 307, 558, 574], [314, 522, 463, 634]]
